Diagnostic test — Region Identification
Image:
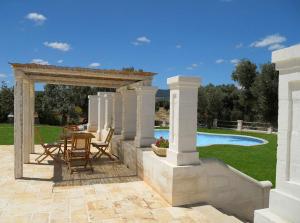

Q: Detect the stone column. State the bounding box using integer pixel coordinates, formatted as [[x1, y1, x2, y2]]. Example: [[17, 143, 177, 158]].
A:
[[101, 93, 113, 139], [121, 90, 137, 140], [254, 45, 300, 222], [22, 78, 31, 164], [14, 71, 24, 178], [237, 120, 243, 131], [87, 95, 98, 132], [166, 76, 201, 166], [29, 80, 35, 154], [213, 118, 218, 128], [134, 86, 158, 148], [112, 92, 122, 135], [96, 92, 106, 140]]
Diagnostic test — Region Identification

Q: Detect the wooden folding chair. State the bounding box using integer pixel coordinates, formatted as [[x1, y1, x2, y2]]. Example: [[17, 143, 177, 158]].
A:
[[35, 127, 63, 164], [91, 128, 115, 160], [65, 132, 94, 174]]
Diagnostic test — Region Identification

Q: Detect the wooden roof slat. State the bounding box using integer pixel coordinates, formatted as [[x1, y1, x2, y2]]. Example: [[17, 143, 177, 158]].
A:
[[11, 63, 155, 89]]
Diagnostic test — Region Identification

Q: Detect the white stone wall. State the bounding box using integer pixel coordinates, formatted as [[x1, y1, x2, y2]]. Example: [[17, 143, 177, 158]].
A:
[[255, 44, 300, 223], [137, 150, 271, 222], [121, 90, 137, 140], [87, 95, 98, 132], [112, 92, 122, 135], [134, 86, 157, 148], [96, 92, 106, 140]]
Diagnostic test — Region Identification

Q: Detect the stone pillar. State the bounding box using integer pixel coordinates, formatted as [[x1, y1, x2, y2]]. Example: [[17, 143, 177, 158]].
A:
[[87, 95, 98, 132], [14, 71, 24, 178], [134, 86, 158, 148], [29, 80, 35, 154], [237, 120, 243, 131], [112, 92, 122, 135], [267, 126, 273, 134], [121, 90, 137, 140], [96, 92, 106, 140], [213, 118, 218, 128], [254, 45, 300, 222], [22, 78, 31, 164], [101, 93, 113, 139], [166, 76, 201, 166]]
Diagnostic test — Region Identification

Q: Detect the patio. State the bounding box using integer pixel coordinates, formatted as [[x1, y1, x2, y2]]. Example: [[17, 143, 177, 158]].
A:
[[0, 145, 242, 223]]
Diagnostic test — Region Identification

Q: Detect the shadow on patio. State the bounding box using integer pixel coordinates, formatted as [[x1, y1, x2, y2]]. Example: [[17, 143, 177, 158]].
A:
[[52, 156, 139, 187]]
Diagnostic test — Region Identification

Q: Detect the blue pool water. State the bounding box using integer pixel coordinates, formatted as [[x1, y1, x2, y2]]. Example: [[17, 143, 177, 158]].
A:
[[154, 129, 266, 147]]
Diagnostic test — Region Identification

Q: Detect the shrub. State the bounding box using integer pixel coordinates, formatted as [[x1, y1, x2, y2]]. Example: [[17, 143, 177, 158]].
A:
[[155, 137, 169, 148]]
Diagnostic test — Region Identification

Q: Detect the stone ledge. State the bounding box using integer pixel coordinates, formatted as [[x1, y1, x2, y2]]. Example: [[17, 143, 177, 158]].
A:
[[137, 149, 272, 222]]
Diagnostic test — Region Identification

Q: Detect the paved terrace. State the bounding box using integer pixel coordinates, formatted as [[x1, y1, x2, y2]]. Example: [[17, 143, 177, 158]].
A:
[[0, 145, 242, 223]]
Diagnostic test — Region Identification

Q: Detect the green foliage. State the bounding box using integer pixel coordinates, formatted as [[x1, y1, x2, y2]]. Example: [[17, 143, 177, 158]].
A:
[[232, 60, 258, 121], [155, 100, 169, 111], [37, 84, 111, 125], [155, 137, 169, 148], [0, 81, 14, 122], [251, 63, 279, 126]]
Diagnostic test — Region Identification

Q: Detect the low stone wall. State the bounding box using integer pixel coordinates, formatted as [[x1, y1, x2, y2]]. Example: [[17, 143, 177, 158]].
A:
[[111, 136, 272, 222], [111, 136, 137, 173]]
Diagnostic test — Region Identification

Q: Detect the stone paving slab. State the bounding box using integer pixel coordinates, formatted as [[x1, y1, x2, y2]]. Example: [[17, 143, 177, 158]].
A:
[[0, 145, 242, 223]]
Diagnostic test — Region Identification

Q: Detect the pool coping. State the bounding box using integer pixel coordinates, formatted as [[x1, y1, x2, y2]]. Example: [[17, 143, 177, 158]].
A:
[[154, 129, 269, 147]]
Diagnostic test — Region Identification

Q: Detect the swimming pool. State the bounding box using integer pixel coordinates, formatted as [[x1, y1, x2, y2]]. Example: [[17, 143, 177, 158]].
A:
[[154, 129, 267, 147]]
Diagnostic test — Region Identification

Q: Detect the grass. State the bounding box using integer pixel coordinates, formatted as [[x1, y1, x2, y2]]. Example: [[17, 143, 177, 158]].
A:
[[156, 127, 277, 187], [0, 123, 62, 145], [197, 128, 277, 187]]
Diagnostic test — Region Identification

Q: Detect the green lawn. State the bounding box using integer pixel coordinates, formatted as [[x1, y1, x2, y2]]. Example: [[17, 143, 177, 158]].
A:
[[197, 128, 277, 187], [0, 123, 62, 145]]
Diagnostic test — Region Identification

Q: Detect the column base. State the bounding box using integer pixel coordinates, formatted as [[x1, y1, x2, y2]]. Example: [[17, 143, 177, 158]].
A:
[[114, 127, 122, 135], [166, 149, 200, 166], [121, 130, 136, 140], [87, 123, 97, 132], [254, 189, 300, 223], [134, 136, 156, 148]]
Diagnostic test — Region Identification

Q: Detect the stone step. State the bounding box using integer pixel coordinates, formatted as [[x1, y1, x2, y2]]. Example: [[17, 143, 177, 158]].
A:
[[190, 205, 243, 223]]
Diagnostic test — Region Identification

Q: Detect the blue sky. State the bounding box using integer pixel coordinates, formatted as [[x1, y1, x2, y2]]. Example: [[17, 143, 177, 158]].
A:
[[0, 0, 299, 90]]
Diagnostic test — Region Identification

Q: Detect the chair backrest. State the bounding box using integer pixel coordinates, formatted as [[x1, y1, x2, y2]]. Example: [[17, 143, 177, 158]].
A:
[[104, 128, 114, 143], [35, 127, 45, 147], [70, 133, 92, 154]]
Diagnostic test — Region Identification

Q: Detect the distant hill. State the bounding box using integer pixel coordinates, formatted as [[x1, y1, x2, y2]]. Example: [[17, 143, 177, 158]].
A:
[[156, 89, 169, 101]]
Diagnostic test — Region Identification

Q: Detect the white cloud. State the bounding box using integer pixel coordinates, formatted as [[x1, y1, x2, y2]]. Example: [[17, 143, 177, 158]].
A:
[[0, 73, 7, 78], [132, 36, 151, 46], [230, 59, 240, 65], [235, 43, 243, 48], [186, 63, 198, 70], [44, 41, 71, 52], [25, 12, 46, 25], [31, 59, 49, 65], [268, 43, 285, 51], [250, 34, 286, 50], [57, 59, 63, 64], [89, 62, 101, 68], [216, 59, 225, 64], [176, 44, 182, 49]]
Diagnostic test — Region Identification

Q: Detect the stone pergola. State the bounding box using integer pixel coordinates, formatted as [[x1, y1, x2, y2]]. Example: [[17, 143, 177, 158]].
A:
[[11, 63, 156, 179]]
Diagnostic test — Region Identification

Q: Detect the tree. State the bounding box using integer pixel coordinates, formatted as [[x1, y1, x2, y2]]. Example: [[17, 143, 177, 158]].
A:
[[251, 63, 279, 127], [0, 81, 14, 122], [232, 60, 258, 121]]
